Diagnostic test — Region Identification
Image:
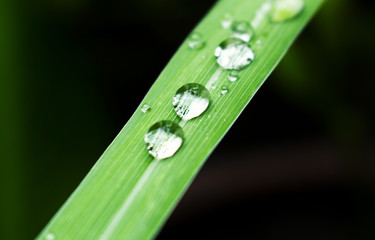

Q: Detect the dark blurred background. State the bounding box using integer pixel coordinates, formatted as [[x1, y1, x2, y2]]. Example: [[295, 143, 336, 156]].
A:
[[0, 0, 374, 239]]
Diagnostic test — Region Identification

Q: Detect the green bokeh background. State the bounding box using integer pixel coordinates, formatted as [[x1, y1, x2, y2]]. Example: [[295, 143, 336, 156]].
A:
[[1, 0, 374, 239]]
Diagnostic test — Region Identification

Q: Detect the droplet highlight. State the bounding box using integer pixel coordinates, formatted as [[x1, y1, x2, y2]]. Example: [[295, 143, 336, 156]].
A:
[[227, 70, 239, 82], [141, 104, 151, 113], [221, 85, 229, 95], [231, 21, 254, 42], [144, 120, 184, 160], [187, 32, 205, 50], [45, 233, 55, 240], [221, 13, 233, 29], [215, 38, 255, 70], [270, 0, 304, 22], [173, 83, 210, 120]]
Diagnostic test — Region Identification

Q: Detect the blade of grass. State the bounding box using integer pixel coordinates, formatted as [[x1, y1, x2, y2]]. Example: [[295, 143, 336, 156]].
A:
[[37, 0, 324, 239]]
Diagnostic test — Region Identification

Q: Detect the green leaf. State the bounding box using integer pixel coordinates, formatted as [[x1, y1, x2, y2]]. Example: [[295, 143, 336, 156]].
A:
[[37, 0, 324, 239]]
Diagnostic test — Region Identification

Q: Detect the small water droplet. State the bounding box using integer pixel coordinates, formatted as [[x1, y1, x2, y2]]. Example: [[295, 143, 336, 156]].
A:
[[221, 13, 233, 29], [45, 233, 55, 240], [187, 32, 205, 50], [270, 0, 304, 22], [141, 104, 151, 113], [221, 85, 229, 95], [144, 120, 184, 160], [253, 39, 263, 51], [215, 38, 255, 70], [228, 70, 240, 82], [231, 21, 254, 42], [173, 83, 210, 120]]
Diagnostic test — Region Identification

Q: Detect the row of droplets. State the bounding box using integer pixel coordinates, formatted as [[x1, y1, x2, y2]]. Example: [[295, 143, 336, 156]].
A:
[[40, 1, 305, 239], [143, 0, 304, 160]]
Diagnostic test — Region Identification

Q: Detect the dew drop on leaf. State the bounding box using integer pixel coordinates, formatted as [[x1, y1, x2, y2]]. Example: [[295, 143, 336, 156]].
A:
[[221, 13, 233, 29], [231, 21, 254, 42], [141, 104, 151, 113], [215, 38, 255, 70], [187, 32, 205, 50], [144, 121, 184, 160], [45, 233, 55, 240], [221, 85, 229, 95], [173, 83, 210, 120], [253, 39, 263, 51], [270, 0, 304, 22], [228, 70, 240, 82]]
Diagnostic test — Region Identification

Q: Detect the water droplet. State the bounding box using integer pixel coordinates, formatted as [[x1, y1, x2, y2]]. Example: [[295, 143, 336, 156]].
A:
[[227, 70, 239, 82], [220, 85, 229, 95], [215, 38, 255, 70], [173, 83, 210, 120], [270, 0, 304, 22], [187, 32, 205, 50], [231, 21, 254, 42], [144, 120, 184, 160], [221, 13, 233, 29], [141, 104, 151, 113], [253, 39, 263, 51], [45, 233, 55, 240]]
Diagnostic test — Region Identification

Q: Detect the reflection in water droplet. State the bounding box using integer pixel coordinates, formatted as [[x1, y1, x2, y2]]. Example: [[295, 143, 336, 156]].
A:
[[221, 13, 233, 29], [141, 104, 151, 113], [187, 32, 205, 50], [221, 85, 229, 95], [231, 21, 254, 42], [215, 38, 255, 70], [228, 70, 239, 82], [173, 83, 210, 120], [270, 0, 304, 22], [144, 121, 184, 160], [46, 233, 55, 240]]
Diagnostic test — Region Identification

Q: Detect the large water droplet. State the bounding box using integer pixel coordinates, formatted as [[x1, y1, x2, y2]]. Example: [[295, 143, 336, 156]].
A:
[[231, 21, 254, 42], [144, 121, 184, 160], [228, 70, 239, 82], [187, 32, 205, 50], [173, 83, 210, 120], [221, 13, 233, 29], [141, 104, 151, 113], [270, 0, 304, 22], [215, 38, 255, 70]]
